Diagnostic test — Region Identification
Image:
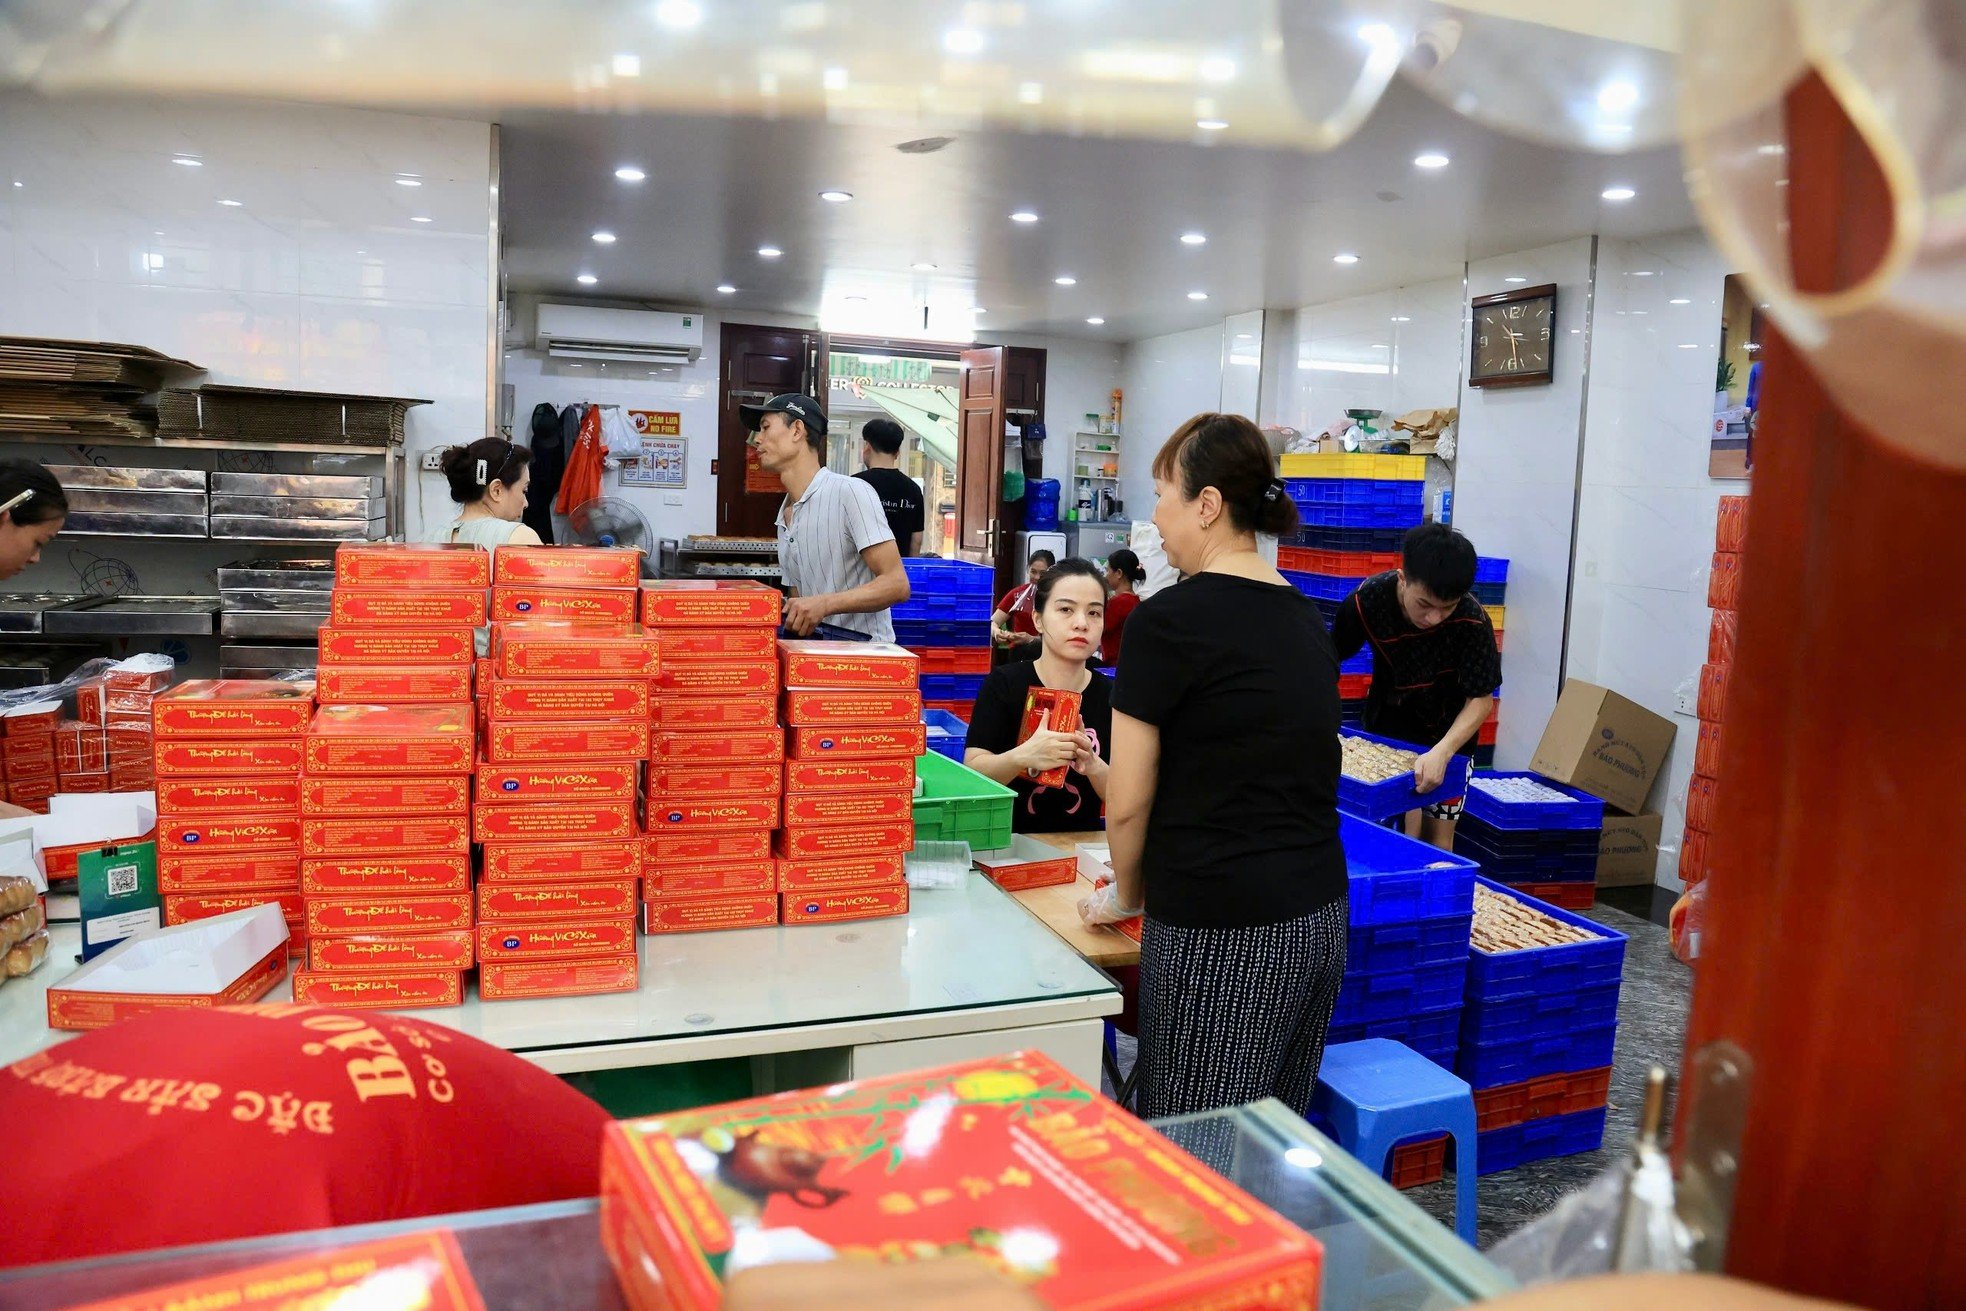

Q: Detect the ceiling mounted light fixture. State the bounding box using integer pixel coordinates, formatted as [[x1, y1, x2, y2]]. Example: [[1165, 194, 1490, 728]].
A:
[[1187, 291, 1209, 301], [944, 28, 984, 55], [1180, 231, 1207, 246], [1413, 152, 1450, 169], [1009, 210, 1039, 223], [1054, 275, 1076, 286], [592, 230, 617, 244], [613, 53, 642, 77], [716, 283, 736, 294], [1198, 56, 1237, 82], [911, 262, 937, 271], [171, 155, 203, 167], [1601, 185, 1637, 201], [1597, 80, 1640, 114], [653, 0, 702, 31], [614, 166, 646, 182], [1504, 276, 1527, 284], [410, 215, 432, 223], [823, 67, 849, 91], [1391, 315, 1412, 322], [1669, 297, 1691, 305], [818, 189, 853, 203], [1333, 252, 1360, 265], [757, 245, 783, 258], [1196, 118, 1229, 131], [577, 273, 598, 285], [1086, 317, 1105, 325], [217, 198, 243, 206]]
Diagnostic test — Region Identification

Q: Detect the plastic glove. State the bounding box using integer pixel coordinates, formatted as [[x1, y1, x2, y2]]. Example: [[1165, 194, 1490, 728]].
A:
[[1078, 879, 1142, 928]]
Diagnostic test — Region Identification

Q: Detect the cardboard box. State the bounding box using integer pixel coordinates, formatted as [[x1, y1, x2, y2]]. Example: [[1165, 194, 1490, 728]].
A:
[[775, 852, 907, 893], [774, 820, 914, 860], [156, 776, 301, 815], [109, 760, 156, 792], [484, 720, 648, 764], [152, 680, 316, 737], [309, 930, 476, 973], [598, 1052, 1324, 1311], [478, 917, 638, 962], [781, 687, 924, 728], [478, 879, 640, 923], [2, 703, 57, 737], [475, 762, 639, 806], [494, 622, 659, 679], [644, 761, 782, 798], [495, 544, 643, 588], [301, 854, 473, 896], [300, 815, 471, 857], [472, 800, 638, 844], [1019, 686, 1082, 788], [973, 835, 1080, 891], [164, 890, 304, 930], [1597, 810, 1665, 888], [480, 955, 639, 1001], [57, 722, 106, 773], [781, 789, 912, 827], [638, 579, 781, 628], [299, 775, 471, 816], [60, 770, 109, 794], [291, 968, 464, 1009], [645, 828, 773, 868], [315, 666, 474, 705], [329, 588, 488, 628], [335, 541, 490, 588], [1529, 680, 1678, 815], [648, 695, 780, 731], [7, 740, 55, 779], [490, 585, 639, 624], [159, 814, 302, 852], [641, 894, 779, 934], [786, 723, 927, 761], [644, 796, 780, 831], [481, 839, 642, 884], [52, 1232, 483, 1310], [158, 849, 302, 894], [46, 905, 288, 1031], [316, 626, 476, 667], [306, 893, 473, 937], [783, 757, 915, 794], [780, 885, 909, 925], [154, 739, 307, 777], [645, 860, 777, 898], [656, 628, 777, 664], [304, 704, 475, 775], [655, 662, 780, 697], [777, 640, 921, 690], [1698, 661, 1731, 723], [487, 678, 651, 722], [648, 728, 784, 765]]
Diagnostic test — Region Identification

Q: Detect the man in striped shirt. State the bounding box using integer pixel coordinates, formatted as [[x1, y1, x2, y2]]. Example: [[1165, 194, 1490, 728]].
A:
[[744, 393, 910, 641]]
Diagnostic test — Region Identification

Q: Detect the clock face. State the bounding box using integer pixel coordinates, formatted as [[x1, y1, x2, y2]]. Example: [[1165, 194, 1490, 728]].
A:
[[1472, 295, 1555, 383]]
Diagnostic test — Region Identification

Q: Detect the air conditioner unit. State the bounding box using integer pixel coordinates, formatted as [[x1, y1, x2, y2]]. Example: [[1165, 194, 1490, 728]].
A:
[[535, 304, 704, 364]]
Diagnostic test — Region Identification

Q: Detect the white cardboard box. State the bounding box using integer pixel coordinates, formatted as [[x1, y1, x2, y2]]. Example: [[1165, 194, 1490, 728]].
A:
[[46, 903, 289, 1031]]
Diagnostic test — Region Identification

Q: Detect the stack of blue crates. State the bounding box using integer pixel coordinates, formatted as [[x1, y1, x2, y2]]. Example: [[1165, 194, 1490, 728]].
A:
[[1460, 877, 1627, 1173], [1453, 772, 1604, 913], [1471, 557, 1509, 768], [1280, 478, 1429, 620], [893, 558, 994, 712], [1328, 814, 1477, 1070]]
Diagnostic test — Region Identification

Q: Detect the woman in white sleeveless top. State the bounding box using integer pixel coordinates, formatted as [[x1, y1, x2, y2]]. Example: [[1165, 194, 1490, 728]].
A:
[[424, 437, 544, 548]]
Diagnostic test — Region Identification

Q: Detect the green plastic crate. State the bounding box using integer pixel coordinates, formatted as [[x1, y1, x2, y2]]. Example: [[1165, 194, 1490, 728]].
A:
[[912, 750, 1015, 849]]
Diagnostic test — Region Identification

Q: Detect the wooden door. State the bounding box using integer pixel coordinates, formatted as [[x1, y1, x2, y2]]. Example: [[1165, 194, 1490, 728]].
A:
[[955, 346, 1007, 565], [998, 346, 1049, 590], [718, 322, 824, 537]]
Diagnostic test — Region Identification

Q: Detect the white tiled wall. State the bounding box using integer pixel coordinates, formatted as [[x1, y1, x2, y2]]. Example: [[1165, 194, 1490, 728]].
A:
[[1117, 321, 1230, 513], [0, 93, 494, 543], [1570, 230, 1746, 886], [1275, 276, 1466, 437]]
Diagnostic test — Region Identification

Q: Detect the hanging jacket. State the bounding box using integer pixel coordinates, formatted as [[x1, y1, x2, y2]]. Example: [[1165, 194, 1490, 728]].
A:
[[523, 402, 565, 544], [554, 403, 606, 515]]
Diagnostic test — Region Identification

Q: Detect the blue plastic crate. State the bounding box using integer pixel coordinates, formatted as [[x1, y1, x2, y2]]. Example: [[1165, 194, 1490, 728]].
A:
[[901, 557, 996, 597], [1463, 772, 1605, 831], [891, 619, 990, 647], [1476, 1107, 1606, 1175], [1333, 959, 1466, 1028], [1457, 1022, 1618, 1088], [1326, 1004, 1461, 1070], [1338, 729, 1472, 822], [1341, 813, 1477, 926], [892, 594, 993, 623], [1285, 477, 1427, 507], [1340, 646, 1374, 676], [1340, 703, 1367, 727], [1294, 501, 1427, 530], [1464, 980, 1620, 1044], [1455, 814, 1600, 859], [1286, 524, 1409, 552], [1472, 744, 1497, 769], [920, 673, 985, 702], [1280, 570, 1358, 604], [1453, 830, 1598, 882], [922, 709, 968, 761], [1471, 581, 1507, 605], [1466, 881, 1625, 1004], [1348, 913, 1472, 976], [1474, 557, 1509, 585]]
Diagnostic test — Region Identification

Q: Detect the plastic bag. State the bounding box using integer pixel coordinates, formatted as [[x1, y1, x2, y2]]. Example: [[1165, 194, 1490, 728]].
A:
[[904, 841, 970, 891], [1670, 883, 1706, 964]]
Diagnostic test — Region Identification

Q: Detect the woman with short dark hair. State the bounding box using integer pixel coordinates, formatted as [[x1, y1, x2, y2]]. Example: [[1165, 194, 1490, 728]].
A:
[[427, 437, 542, 548], [0, 459, 68, 580]]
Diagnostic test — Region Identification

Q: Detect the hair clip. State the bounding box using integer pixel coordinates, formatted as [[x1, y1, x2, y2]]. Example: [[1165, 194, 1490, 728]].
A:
[[1262, 478, 1286, 503], [0, 490, 31, 520], [474, 459, 489, 485]]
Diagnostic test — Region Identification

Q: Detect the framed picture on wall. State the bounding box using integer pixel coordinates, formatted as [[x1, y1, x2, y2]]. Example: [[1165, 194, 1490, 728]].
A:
[[1711, 274, 1764, 479]]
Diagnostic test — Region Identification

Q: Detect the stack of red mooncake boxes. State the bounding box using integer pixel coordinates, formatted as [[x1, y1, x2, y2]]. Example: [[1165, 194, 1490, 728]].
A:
[[475, 547, 651, 1000], [0, 700, 62, 815], [777, 640, 925, 925], [61, 658, 169, 799], [639, 580, 786, 934], [293, 542, 486, 1010], [153, 679, 316, 952]]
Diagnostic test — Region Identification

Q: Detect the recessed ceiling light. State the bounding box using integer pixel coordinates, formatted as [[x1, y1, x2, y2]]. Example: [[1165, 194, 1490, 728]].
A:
[[613, 52, 642, 77], [844, 295, 867, 303], [171, 156, 203, 167], [1333, 253, 1360, 265], [218, 198, 243, 207], [911, 262, 937, 271], [1391, 315, 1412, 322], [1009, 210, 1039, 223], [1356, 22, 1399, 48], [1630, 310, 1647, 316], [1198, 56, 1237, 82], [1677, 342, 1701, 349], [614, 165, 646, 182], [1017, 81, 1044, 105], [1086, 317, 1106, 325], [1196, 118, 1230, 131], [818, 189, 853, 203], [1597, 80, 1640, 114], [592, 230, 617, 244], [394, 176, 422, 187], [757, 245, 783, 258], [1669, 297, 1691, 305], [972, 307, 985, 314], [577, 273, 598, 285], [1630, 270, 1657, 277], [944, 27, 984, 55], [1504, 276, 1527, 284], [1413, 152, 1450, 169], [1187, 291, 1209, 301], [409, 215, 432, 223], [1602, 185, 1637, 201], [1054, 275, 1077, 286], [1372, 343, 1388, 349], [1180, 231, 1207, 246], [653, 0, 702, 30]]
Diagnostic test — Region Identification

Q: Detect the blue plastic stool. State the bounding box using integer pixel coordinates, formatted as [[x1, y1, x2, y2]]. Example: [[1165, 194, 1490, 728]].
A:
[[1312, 1038, 1478, 1243]]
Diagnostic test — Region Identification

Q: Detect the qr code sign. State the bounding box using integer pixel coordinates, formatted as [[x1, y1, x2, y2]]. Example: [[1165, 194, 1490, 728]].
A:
[[106, 861, 140, 897]]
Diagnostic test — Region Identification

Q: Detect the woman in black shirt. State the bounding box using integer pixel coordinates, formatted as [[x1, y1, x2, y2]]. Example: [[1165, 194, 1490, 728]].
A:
[[1083, 412, 1347, 1119], [964, 558, 1112, 832]]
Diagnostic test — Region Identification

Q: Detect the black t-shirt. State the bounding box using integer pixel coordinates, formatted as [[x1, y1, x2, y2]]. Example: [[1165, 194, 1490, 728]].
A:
[[1330, 571, 1502, 747], [852, 468, 925, 553], [1111, 573, 1345, 929], [966, 662, 1113, 833]]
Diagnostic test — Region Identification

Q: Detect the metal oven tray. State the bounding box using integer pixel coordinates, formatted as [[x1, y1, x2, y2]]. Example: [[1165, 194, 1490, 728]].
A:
[[211, 473, 384, 498], [218, 589, 332, 613], [42, 595, 219, 636], [218, 611, 324, 640], [214, 559, 335, 592], [0, 594, 87, 634], [219, 643, 319, 670], [65, 489, 210, 514], [210, 495, 386, 519], [210, 515, 387, 541], [44, 465, 207, 492], [65, 510, 209, 537]]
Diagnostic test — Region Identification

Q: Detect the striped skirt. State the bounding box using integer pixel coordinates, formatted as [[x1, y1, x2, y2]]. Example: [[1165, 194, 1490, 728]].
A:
[[1135, 895, 1349, 1120]]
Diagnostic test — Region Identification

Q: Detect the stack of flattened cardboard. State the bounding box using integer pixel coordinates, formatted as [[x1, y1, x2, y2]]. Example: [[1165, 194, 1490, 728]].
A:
[[0, 335, 201, 441], [158, 384, 426, 447]]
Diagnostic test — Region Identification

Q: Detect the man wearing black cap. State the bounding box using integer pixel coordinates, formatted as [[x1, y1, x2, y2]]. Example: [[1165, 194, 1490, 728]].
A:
[[744, 393, 910, 640]]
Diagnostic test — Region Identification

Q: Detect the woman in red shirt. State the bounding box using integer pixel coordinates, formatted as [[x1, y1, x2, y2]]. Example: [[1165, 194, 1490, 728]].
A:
[[1100, 549, 1145, 664], [991, 549, 1054, 661]]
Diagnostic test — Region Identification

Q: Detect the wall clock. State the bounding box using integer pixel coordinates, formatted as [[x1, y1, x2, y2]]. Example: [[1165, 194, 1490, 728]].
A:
[[1469, 283, 1557, 388]]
